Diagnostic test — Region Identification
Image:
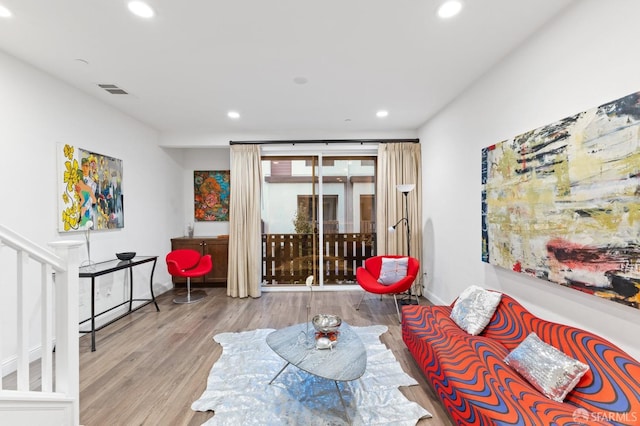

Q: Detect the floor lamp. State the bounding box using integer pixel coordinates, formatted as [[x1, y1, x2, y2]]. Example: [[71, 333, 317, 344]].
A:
[[388, 184, 414, 257], [388, 183, 418, 305]]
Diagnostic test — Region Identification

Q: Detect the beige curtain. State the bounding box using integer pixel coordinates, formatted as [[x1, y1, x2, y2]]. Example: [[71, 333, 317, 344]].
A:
[[227, 145, 262, 298], [377, 142, 423, 294]]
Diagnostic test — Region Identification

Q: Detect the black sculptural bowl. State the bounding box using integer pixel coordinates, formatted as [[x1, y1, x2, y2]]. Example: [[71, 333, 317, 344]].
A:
[[116, 252, 136, 261]]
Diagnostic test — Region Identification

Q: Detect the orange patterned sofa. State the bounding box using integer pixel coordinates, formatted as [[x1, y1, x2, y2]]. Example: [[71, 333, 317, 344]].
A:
[[402, 293, 640, 425]]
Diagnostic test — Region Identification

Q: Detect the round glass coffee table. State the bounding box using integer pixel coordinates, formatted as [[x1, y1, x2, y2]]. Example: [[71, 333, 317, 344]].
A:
[[266, 321, 367, 422]]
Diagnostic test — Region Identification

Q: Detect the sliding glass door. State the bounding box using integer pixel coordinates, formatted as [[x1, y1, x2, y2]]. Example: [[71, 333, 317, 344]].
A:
[[261, 155, 376, 287], [261, 156, 318, 286]]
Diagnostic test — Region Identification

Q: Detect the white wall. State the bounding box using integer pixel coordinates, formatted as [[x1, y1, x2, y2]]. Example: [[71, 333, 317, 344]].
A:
[[419, 0, 640, 360], [0, 50, 184, 369], [178, 148, 231, 237]]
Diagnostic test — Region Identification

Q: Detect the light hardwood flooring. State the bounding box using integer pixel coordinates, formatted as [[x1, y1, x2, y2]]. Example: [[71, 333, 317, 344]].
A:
[[39, 288, 456, 425]]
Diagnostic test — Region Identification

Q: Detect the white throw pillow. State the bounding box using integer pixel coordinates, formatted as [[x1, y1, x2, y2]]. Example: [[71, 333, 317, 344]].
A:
[[377, 257, 409, 285], [450, 285, 501, 335], [504, 332, 589, 402]]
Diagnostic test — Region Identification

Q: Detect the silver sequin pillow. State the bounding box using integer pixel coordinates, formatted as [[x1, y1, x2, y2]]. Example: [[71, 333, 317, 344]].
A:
[[504, 332, 589, 402], [450, 285, 502, 335]]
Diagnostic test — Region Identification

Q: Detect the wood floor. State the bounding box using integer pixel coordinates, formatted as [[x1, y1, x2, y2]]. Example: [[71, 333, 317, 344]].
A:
[[78, 287, 454, 425]]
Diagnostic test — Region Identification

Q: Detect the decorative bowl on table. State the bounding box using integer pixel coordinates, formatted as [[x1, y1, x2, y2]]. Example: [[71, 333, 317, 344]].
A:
[[312, 314, 342, 334], [116, 252, 136, 261]]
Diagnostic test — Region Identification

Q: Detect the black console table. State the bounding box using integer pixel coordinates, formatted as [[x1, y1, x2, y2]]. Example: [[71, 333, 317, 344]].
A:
[[79, 255, 160, 351]]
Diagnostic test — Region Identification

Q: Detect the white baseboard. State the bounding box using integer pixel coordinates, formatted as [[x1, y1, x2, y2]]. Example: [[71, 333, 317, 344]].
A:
[[422, 286, 447, 305], [1, 343, 51, 378], [0, 391, 74, 425], [154, 281, 173, 295]]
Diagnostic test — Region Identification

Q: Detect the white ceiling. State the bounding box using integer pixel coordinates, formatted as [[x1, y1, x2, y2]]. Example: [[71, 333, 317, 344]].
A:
[[0, 0, 575, 136]]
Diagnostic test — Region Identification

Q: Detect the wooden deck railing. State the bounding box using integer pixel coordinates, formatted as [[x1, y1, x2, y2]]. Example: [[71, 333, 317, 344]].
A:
[[262, 233, 376, 284]]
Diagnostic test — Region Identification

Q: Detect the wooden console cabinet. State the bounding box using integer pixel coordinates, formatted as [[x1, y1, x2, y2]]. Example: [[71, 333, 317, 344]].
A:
[[170, 237, 229, 287]]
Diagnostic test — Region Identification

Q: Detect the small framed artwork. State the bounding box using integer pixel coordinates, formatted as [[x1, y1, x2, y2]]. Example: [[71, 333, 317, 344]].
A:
[[58, 143, 124, 232], [194, 170, 230, 221]]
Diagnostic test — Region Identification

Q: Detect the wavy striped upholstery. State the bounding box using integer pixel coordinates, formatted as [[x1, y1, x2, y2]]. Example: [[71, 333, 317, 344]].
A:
[[402, 294, 640, 425]]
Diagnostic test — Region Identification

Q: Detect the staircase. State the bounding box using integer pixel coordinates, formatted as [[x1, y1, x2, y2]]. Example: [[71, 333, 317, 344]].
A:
[[0, 225, 82, 426]]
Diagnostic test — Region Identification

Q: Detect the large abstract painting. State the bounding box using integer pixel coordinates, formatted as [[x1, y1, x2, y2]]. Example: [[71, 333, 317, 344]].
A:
[[482, 91, 640, 309], [58, 144, 124, 232], [194, 170, 230, 221]]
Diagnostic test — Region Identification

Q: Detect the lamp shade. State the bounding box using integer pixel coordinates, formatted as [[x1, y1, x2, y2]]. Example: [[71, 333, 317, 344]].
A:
[[396, 184, 415, 193]]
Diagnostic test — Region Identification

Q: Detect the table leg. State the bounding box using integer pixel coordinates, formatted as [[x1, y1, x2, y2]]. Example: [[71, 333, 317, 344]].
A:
[[334, 381, 351, 425], [128, 266, 134, 312], [268, 362, 291, 385], [91, 277, 96, 352], [149, 258, 159, 311]]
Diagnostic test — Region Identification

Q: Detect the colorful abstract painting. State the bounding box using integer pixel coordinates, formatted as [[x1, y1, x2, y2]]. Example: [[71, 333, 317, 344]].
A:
[[58, 144, 124, 232], [482, 91, 640, 309], [194, 170, 230, 221]]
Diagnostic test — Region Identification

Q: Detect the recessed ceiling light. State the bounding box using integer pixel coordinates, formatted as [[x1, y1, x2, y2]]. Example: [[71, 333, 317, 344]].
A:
[[128, 1, 155, 18], [0, 5, 12, 18], [376, 110, 389, 118], [437, 0, 463, 19], [227, 111, 240, 119]]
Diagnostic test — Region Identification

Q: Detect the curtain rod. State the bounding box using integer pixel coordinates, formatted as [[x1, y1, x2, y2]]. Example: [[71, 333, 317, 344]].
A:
[[229, 138, 419, 145]]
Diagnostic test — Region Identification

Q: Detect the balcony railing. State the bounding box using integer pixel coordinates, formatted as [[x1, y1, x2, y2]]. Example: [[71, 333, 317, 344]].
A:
[[262, 232, 376, 285]]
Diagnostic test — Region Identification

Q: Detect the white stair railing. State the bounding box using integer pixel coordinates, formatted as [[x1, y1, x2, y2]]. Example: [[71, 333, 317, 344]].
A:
[[0, 224, 82, 426]]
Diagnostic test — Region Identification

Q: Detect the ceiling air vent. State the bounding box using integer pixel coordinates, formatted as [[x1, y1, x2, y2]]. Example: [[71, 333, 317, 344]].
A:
[[98, 83, 128, 95]]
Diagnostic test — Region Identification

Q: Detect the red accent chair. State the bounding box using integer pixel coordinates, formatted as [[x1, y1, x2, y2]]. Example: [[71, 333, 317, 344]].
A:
[[355, 255, 420, 322], [166, 249, 212, 304]]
